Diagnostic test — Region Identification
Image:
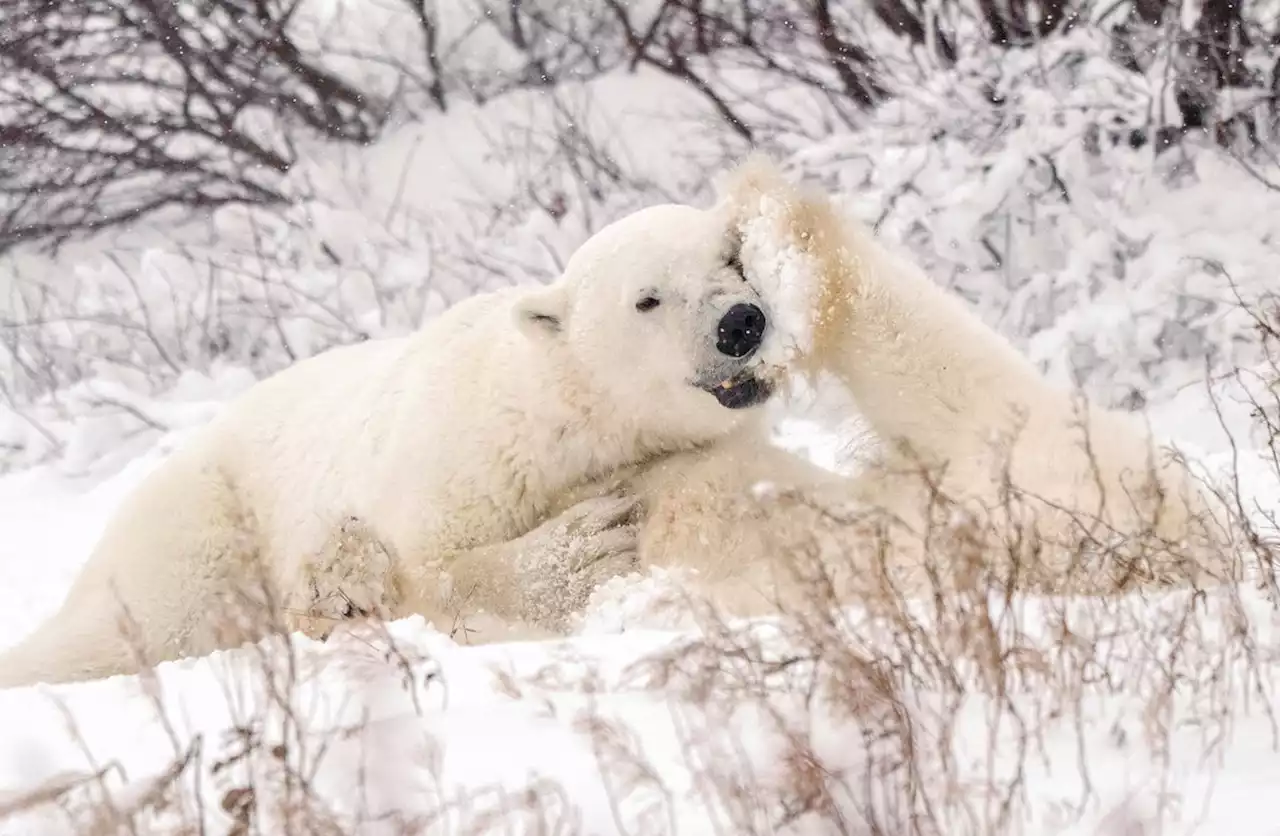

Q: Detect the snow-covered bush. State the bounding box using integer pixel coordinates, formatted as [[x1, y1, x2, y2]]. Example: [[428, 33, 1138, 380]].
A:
[[793, 26, 1280, 408], [0, 0, 384, 253]]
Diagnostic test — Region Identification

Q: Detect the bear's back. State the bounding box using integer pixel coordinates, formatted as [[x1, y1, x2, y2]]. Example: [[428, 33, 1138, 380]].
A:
[[195, 285, 547, 565]]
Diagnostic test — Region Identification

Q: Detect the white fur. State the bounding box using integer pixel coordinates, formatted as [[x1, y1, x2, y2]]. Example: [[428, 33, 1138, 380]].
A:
[[0, 203, 776, 688]]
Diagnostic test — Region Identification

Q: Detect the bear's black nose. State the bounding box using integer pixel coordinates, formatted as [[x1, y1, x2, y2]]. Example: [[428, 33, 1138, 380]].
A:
[[716, 303, 767, 358]]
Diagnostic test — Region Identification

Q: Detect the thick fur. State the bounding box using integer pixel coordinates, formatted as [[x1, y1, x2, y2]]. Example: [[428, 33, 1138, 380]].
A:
[[600, 158, 1236, 614], [0, 160, 1234, 688], [0, 204, 779, 688]]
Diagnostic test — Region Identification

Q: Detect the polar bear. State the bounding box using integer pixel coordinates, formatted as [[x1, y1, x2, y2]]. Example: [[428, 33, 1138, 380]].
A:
[[0, 201, 785, 688], [579, 157, 1237, 618], [0, 157, 1235, 689]]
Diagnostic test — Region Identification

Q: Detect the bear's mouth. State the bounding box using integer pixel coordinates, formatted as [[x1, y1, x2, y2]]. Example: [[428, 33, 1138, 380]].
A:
[[699, 372, 773, 409]]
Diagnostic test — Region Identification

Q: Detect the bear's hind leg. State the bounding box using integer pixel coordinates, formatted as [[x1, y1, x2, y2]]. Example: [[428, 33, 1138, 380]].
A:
[[0, 450, 268, 688]]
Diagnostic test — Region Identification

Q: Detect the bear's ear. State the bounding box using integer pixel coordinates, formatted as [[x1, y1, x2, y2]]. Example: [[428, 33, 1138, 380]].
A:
[[514, 284, 569, 340]]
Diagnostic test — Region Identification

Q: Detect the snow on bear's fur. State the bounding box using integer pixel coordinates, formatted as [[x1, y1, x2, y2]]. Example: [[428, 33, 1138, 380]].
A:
[[0, 199, 786, 689]]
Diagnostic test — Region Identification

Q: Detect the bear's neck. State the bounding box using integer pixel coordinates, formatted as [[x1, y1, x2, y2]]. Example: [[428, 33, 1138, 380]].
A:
[[510, 352, 699, 506], [814, 223, 1055, 466]]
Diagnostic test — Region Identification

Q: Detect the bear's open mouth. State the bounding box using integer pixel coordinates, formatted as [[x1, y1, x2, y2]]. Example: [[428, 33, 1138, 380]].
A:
[[699, 372, 773, 409]]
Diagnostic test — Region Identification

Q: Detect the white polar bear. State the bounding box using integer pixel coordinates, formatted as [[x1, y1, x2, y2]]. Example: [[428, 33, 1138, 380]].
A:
[[0, 157, 1235, 688], [585, 157, 1237, 617], [0, 201, 786, 688]]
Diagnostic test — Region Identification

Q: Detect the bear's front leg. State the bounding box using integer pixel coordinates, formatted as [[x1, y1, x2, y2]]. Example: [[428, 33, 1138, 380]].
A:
[[435, 494, 642, 636], [284, 515, 396, 641], [515, 493, 642, 629]]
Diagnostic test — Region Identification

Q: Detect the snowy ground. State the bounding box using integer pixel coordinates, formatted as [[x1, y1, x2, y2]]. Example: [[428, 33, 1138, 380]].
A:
[[0, 377, 1277, 834]]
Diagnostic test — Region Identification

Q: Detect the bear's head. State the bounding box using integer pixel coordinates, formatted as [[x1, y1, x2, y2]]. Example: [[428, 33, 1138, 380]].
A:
[[514, 202, 778, 438]]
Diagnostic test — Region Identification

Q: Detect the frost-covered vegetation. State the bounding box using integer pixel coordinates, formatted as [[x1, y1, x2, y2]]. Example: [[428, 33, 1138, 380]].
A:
[[1, 1, 1279, 833]]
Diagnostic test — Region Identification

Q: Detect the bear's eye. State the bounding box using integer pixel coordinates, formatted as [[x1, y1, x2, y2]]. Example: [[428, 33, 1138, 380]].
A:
[[635, 296, 660, 313]]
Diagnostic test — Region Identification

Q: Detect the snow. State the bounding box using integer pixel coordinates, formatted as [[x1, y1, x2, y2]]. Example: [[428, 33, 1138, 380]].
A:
[[0, 370, 1277, 835], [0, 447, 1278, 835], [736, 176, 823, 366], [1, 13, 1279, 836]]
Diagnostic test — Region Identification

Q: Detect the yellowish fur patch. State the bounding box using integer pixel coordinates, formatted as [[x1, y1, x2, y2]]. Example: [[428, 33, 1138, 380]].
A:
[[716, 154, 863, 380]]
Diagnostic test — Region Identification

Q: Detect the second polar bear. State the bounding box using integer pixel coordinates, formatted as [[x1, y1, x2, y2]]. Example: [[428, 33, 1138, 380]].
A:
[[589, 158, 1237, 617], [0, 201, 786, 689]]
